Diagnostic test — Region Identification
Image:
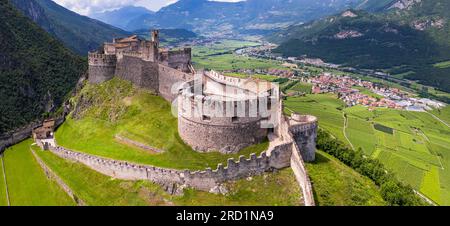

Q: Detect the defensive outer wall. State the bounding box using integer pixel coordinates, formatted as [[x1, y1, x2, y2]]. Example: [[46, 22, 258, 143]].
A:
[[37, 98, 317, 205]]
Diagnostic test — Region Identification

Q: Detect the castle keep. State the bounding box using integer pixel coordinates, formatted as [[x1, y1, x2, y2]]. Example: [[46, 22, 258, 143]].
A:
[[88, 30, 194, 101]]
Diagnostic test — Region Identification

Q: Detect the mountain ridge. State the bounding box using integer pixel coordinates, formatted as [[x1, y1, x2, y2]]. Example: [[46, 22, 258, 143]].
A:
[[270, 1, 450, 92], [10, 0, 130, 55], [0, 0, 86, 134], [125, 0, 365, 36]]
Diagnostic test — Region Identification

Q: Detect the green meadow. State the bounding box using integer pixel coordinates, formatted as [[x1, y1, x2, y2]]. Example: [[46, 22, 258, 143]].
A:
[[192, 40, 283, 71], [56, 78, 269, 170], [306, 151, 386, 206], [434, 61, 450, 69], [1, 140, 74, 206], [285, 94, 450, 205], [33, 144, 301, 206], [288, 82, 312, 94], [431, 105, 450, 125], [284, 94, 348, 143]]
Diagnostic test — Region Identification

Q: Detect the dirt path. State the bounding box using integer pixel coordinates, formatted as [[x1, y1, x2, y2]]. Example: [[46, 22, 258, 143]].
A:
[[1, 156, 10, 206], [426, 112, 450, 128], [342, 113, 355, 150]]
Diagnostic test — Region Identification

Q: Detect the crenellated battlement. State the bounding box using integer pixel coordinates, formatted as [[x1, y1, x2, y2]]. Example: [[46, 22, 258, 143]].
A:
[[88, 52, 117, 66], [48, 139, 292, 193], [288, 113, 318, 162], [122, 52, 143, 59]]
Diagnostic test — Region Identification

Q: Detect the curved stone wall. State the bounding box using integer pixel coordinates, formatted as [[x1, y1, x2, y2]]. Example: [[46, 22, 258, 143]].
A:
[[177, 82, 270, 154], [178, 116, 267, 154]]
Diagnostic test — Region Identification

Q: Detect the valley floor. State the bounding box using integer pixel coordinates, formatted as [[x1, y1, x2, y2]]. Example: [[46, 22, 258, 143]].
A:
[[285, 94, 450, 205]]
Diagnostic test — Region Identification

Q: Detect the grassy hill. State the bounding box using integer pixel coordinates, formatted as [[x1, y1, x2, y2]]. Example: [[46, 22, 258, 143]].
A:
[[0, 0, 86, 134], [306, 151, 386, 206], [56, 78, 268, 170], [10, 0, 130, 55], [270, 1, 450, 92]]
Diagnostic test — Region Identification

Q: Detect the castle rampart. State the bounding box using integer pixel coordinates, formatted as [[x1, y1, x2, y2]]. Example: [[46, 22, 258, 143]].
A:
[[288, 114, 318, 162], [88, 53, 117, 84], [176, 78, 272, 154], [47, 140, 292, 194], [115, 55, 160, 93], [158, 64, 194, 101]]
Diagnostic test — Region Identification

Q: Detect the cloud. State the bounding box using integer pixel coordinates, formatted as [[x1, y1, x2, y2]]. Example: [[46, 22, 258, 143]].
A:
[[53, 0, 246, 15], [53, 0, 173, 15]]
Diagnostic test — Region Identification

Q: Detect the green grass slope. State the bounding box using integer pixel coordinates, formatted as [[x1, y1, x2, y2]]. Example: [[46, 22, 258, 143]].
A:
[[0, 156, 7, 206], [0, 0, 86, 134], [306, 151, 386, 206], [287, 93, 450, 205], [3, 140, 74, 206], [56, 78, 268, 170], [33, 144, 301, 206]]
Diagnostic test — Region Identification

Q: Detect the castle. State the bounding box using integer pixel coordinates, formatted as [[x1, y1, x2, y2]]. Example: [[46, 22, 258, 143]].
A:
[[88, 30, 317, 160], [88, 30, 194, 101]]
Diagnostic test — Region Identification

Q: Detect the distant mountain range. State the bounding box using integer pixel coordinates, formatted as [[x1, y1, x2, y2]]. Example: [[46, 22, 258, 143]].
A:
[[90, 6, 155, 31], [0, 0, 86, 134], [10, 0, 130, 55], [270, 0, 450, 92], [123, 0, 366, 36]]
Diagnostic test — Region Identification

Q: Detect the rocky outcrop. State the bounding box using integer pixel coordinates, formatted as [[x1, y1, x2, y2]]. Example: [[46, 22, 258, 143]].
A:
[[389, 0, 422, 10]]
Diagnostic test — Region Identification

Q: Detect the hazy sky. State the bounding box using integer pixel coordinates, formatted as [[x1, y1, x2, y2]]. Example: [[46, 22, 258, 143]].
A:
[[53, 0, 245, 15]]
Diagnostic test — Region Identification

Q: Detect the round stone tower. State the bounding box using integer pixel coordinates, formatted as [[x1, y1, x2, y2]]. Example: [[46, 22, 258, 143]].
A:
[[177, 72, 276, 154], [88, 53, 117, 84], [288, 113, 318, 162]]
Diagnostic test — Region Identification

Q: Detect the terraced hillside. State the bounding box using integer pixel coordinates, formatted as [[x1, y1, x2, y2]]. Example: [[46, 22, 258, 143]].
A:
[[271, 0, 450, 92], [285, 94, 450, 205]]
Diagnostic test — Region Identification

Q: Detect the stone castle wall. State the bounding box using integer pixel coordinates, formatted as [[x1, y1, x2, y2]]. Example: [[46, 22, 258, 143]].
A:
[[158, 64, 194, 101], [0, 116, 65, 154], [178, 116, 267, 154], [115, 55, 160, 93], [288, 114, 318, 162], [88, 53, 117, 84], [48, 141, 292, 193], [30, 145, 86, 205], [176, 81, 270, 154]]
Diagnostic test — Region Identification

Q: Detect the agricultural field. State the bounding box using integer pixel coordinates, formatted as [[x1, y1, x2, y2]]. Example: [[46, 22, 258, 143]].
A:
[[434, 60, 450, 69], [56, 78, 269, 170], [1, 140, 74, 206], [224, 72, 280, 82], [305, 151, 386, 206], [33, 144, 302, 206], [288, 82, 312, 94], [192, 40, 283, 71], [354, 87, 383, 99], [284, 94, 348, 144], [430, 105, 450, 125], [286, 93, 450, 205]]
